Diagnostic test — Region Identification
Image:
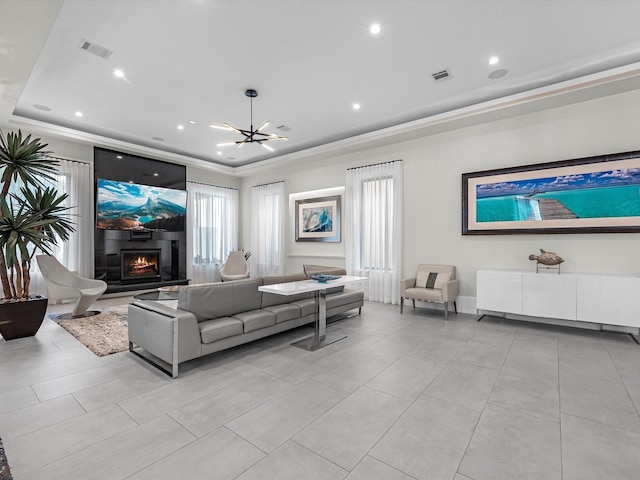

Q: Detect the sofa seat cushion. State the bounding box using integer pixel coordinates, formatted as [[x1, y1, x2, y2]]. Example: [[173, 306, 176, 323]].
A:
[[291, 298, 317, 317], [326, 288, 365, 309], [233, 309, 276, 333], [262, 291, 312, 308], [263, 303, 302, 324], [199, 317, 243, 344], [403, 287, 444, 303]]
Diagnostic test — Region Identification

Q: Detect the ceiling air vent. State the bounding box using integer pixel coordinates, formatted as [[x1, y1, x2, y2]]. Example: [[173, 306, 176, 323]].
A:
[[431, 68, 452, 82], [78, 39, 113, 60]]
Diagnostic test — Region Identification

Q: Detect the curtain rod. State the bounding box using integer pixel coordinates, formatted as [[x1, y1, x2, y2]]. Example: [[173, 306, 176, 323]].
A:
[[187, 180, 239, 191], [346, 159, 402, 171], [252, 180, 284, 188], [48, 155, 91, 166]]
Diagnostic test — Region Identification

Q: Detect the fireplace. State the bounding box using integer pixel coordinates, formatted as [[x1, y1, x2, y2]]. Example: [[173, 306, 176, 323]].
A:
[[121, 249, 161, 283]]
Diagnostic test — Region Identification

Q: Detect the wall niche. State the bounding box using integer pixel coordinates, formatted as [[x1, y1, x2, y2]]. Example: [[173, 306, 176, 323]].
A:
[[93, 147, 188, 293]]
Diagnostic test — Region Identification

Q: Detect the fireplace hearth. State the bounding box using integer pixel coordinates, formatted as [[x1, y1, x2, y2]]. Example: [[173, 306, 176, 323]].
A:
[[121, 249, 161, 283]]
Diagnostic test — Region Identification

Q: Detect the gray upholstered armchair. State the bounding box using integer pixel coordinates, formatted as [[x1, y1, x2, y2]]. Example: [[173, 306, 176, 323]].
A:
[[400, 264, 459, 319]]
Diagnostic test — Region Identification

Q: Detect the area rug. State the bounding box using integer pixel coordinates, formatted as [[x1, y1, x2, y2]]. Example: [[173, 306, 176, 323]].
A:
[[0, 437, 12, 480], [52, 304, 129, 357]]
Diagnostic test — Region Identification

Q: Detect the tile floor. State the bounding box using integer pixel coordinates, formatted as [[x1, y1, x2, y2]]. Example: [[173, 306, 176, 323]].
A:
[[2, 298, 640, 479]]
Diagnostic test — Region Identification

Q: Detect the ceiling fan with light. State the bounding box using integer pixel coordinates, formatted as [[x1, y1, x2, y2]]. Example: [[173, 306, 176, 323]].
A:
[[211, 89, 288, 152]]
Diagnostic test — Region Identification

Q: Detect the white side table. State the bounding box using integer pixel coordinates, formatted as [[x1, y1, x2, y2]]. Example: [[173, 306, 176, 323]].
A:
[[259, 275, 367, 351]]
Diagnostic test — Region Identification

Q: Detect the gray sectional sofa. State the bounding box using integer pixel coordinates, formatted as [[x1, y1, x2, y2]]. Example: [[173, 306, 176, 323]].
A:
[[128, 267, 364, 377]]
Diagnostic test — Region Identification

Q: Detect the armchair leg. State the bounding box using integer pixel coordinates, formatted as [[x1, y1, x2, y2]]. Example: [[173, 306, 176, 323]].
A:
[[444, 302, 449, 321], [454, 301, 458, 314], [400, 297, 404, 314], [412, 299, 416, 309]]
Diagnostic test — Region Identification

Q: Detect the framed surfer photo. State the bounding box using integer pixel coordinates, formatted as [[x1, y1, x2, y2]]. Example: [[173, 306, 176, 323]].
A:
[[295, 195, 341, 242], [462, 150, 640, 235]]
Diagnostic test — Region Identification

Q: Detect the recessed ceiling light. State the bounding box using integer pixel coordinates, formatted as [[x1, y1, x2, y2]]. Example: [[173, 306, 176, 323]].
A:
[[370, 23, 381, 34], [74, 111, 83, 117], [153, 173, 159, 177], [189, 120, 196, 125], [33, 104, 52, 111], [216, 151, 222, 155], [177, 125, 184, 130], [353, 103, 361, 110], [489, 56, 499, 65], [113, 69, 125, 78], [116, 155, 123, 159]]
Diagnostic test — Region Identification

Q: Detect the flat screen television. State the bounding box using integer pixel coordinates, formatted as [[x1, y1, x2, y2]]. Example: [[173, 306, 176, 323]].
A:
[[96, 179, 187, 231]]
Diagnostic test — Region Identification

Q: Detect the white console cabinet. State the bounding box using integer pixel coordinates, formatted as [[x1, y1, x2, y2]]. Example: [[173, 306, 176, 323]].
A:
[[477, 270, 640, 330]]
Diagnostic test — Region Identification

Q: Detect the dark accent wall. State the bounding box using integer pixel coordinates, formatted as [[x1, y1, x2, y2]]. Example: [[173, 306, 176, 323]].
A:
[[93, 147, 188, 292]]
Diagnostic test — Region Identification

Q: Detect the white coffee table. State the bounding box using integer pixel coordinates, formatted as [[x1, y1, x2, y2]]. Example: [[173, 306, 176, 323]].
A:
[[259, 275, 367, 351]]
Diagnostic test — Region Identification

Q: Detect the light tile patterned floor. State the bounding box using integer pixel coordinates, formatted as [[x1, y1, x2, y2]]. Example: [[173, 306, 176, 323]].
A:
[[2, 298, 640, 479]]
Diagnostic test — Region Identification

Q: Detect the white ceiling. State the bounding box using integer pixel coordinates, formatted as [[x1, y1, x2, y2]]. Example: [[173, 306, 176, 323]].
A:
[[5, 0, 640, 169]]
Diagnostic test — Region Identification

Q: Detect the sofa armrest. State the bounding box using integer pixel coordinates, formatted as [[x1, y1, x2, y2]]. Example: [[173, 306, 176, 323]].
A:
[[441, 279, 459, 302], [128, 302, 202, 376], [401, 277, 416, 293]]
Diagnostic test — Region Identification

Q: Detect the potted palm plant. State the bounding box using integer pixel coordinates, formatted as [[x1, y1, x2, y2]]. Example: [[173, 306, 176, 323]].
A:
[[0, 130, 74, 340]]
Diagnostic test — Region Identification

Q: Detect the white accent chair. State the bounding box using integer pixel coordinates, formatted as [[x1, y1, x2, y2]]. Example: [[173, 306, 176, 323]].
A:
[[36, 255, 107, 318], [400, 264, 459, 320], [220, 251, 250, 281]]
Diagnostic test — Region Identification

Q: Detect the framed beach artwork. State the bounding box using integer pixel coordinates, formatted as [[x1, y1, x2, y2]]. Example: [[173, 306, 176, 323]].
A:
[[462, 150, 640, 235], [295, 195, 341, 242]]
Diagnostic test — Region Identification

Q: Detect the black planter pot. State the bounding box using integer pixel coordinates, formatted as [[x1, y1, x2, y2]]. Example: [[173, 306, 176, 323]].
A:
[[0, 296, 48, 340]]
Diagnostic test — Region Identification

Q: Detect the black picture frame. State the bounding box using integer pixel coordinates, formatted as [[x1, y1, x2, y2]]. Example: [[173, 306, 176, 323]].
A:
[[462, 150, 640, 235]]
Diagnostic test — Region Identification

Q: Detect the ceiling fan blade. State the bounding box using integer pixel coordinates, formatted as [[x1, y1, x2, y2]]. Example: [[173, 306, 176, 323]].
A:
[[216, 141, 237, 147], [261, 143, 274, 152], [267, 135, 288, 140]]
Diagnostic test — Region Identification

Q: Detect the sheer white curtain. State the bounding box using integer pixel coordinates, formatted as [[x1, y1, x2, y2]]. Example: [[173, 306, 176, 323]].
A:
[[345, 160, 403, 304], [29, 159, 94, 296], [187, 182, 239, 284], [250, 181, 285, 276]]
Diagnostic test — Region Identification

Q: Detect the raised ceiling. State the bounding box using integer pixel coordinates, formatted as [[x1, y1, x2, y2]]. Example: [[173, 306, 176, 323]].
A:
[[6, 0, 640, 169]]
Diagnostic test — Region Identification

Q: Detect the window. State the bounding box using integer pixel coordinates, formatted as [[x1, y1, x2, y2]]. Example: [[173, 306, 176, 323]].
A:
[[24, 159, 93, 295], [250, 182, 285, 276], [345, 161, 403, 304], [360, 176, 394, 271], [187, 182, 238, 283]]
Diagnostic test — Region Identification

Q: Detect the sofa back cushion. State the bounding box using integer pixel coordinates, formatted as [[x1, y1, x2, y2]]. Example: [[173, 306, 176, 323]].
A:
[[262, 272, 308, 285], [261, 272, 312, 307], [303, 264, 346, 295], [178, 277, 263, 322], [303, 265, 347, 277]]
